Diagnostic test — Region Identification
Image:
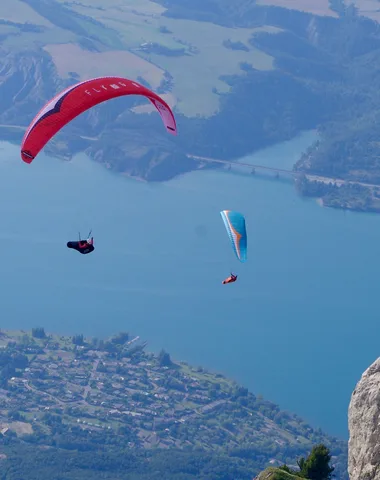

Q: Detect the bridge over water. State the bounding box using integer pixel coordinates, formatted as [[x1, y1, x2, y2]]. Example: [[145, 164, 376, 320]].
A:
[[186, 154, 380, 190], [1, 125, 370, 189], [186, 154, 299, 177]]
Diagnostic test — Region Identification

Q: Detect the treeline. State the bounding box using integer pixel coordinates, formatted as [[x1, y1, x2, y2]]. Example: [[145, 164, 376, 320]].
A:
[[296, 175, 380, 213], [278, 444, 334, 480], [0, 443, 260, 479], [0, 440, 343, 480]]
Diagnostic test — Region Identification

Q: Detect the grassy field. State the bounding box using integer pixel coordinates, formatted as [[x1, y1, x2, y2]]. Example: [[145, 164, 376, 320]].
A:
[[0, 0, 54, 26], [347, 0, 380, 22], [3, 0, 280, 116], [0, 24, 20, 36], [179, 362, 235, 390], [8, 421, 33, 436], [257, 468, 301, 480], [43, 43, 165, 88], [258, 0, 380, 24], [0, 330, 74, 350], [132, 92, 177, 113], [57, 0, 175, 48], [54, 0, 278, 116], [3, 28, 75, 50], [256, 0, 338, 17], [59, 0, 166, 15], [146, 20, 277, 116]]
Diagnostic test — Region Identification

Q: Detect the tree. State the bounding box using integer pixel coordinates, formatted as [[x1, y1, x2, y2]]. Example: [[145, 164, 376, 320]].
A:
[[32, 327, 46, 339], [299, 444, 334, 480], [72, 334, 84, 346], [279, 444, 334, 479], [157, 349, 172, 367], [297, 457, 305, 472], [111, 332, 129, 345], [279, 464, 293, 474]]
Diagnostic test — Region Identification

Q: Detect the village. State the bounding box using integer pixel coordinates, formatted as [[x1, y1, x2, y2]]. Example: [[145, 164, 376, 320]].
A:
[[0, 329, 248, 449], [0, 328, 339, 461]]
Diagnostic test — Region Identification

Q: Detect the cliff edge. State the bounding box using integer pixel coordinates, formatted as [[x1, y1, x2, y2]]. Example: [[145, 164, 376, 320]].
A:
[[348, 357, 380, 480]]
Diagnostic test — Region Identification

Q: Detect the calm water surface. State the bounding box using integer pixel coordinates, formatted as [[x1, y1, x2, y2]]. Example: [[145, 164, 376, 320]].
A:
[[0, 131, 377, 438]]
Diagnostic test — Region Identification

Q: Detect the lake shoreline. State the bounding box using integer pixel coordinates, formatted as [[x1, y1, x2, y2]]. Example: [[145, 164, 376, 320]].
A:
[[6, 129, 375, 215]]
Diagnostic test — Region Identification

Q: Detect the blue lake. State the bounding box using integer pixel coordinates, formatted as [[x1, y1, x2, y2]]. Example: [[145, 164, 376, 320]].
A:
[[0, 130, 377, 438]]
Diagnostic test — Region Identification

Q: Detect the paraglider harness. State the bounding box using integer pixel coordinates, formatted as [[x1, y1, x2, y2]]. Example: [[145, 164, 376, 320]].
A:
[[222, 273, 238, 284], [67, 230, 94, 255]]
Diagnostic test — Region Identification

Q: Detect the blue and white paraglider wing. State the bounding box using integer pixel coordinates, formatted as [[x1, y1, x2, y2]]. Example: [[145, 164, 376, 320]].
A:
[[220, 210, 247, 262]]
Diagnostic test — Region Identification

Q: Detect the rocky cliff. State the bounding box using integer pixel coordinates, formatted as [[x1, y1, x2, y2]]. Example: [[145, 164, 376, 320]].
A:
[[254, 357, 380, 480], [348, 357, 380, 480]]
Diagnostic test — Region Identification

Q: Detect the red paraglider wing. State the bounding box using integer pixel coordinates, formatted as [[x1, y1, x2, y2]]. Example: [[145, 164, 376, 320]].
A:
[[21, 76, 177, 163]]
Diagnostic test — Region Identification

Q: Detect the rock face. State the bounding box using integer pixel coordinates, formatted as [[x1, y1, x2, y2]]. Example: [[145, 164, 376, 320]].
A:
[[348, 358, 380, 480]]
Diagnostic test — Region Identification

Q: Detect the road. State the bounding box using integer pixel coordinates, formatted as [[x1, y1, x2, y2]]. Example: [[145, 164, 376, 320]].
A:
[[186, 154, 380, 190], [187, 154, 295, 175], [83, 358, 100, 400]]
